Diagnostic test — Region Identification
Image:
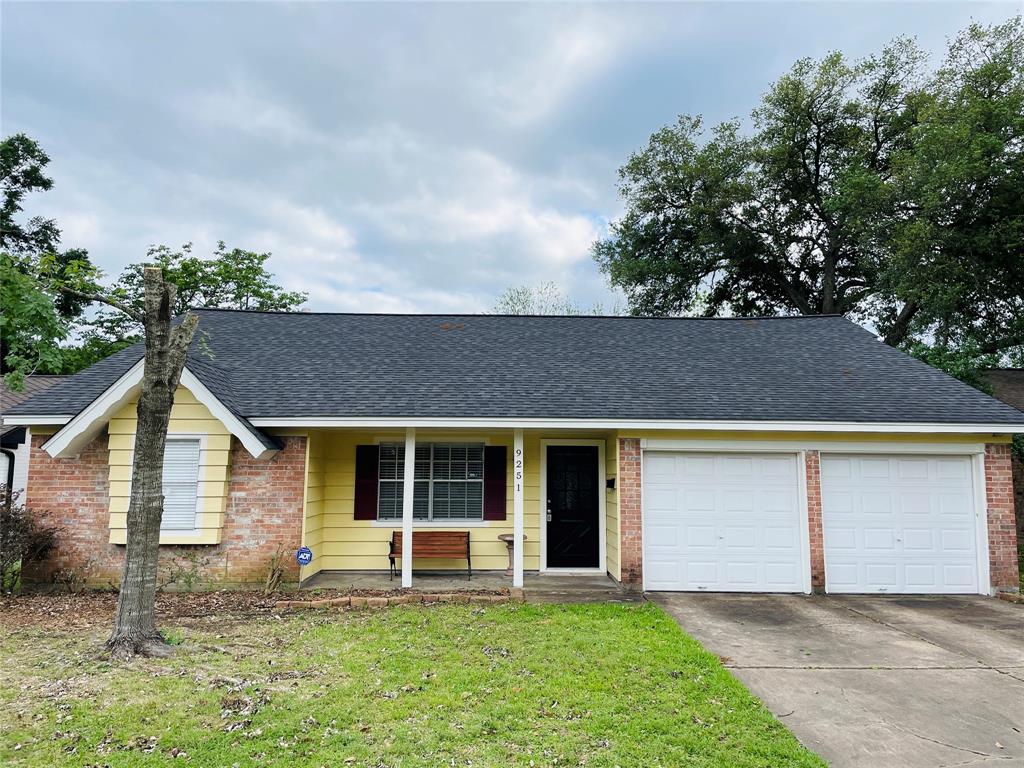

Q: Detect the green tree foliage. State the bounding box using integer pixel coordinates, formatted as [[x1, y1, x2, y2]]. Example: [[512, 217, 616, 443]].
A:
[[593, 18, 1024, 380], [0, 134, 59, 255], [0, 134, 96, 383], [73, 242, 308, 369], [0, 254, 69, 389]]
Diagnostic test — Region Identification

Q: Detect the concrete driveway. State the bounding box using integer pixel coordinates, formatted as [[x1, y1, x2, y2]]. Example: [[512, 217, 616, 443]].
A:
[[651, 593, 1024, 768]]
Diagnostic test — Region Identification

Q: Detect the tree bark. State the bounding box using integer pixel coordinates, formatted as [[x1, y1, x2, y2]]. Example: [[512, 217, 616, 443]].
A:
[[105, 267, 198, 659], [882, 300, 919, 347]]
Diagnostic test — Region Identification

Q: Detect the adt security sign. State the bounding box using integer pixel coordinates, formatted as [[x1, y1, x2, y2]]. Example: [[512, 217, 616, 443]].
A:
[[295, 546, 313, 567]]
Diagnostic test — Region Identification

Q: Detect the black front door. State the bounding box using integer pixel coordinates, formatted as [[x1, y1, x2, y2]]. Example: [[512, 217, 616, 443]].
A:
[[546, 446, 600, 568]]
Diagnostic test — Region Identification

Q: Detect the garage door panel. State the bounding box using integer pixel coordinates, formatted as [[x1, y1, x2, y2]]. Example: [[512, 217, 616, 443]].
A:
[[684, 489, 716, 513], [863, 528, 897, 551], [821, 455, 979, 595], [765, 562, 800, 585], [643, 452, 805, 592], [723, 526, 757, 548], [686, 525, 717, 548], [860, 492, 893, 515], [646, 487, 678, 511], [895, 459, 929, 479], [939, 493, 972, 516], [764, 526, 797, 549]]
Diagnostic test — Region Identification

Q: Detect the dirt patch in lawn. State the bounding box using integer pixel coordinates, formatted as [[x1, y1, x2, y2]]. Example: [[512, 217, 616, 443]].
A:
[[0, 587, 511, 630]]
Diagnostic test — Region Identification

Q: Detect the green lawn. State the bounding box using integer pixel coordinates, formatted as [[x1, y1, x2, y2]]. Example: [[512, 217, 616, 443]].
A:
[[0, 602, 824, 767]]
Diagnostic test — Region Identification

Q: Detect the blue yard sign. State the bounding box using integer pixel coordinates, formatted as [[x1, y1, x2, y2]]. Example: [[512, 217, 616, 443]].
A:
[[295, 546, 313, 567]]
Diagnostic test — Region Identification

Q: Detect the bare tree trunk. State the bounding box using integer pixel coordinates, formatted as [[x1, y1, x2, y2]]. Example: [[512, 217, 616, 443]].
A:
[[106, 267, 198, 659]]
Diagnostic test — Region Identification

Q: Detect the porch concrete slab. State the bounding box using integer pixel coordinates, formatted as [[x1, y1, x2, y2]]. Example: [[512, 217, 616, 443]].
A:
[[652, 593, 1024, 768], [302, 570, 640, 603]]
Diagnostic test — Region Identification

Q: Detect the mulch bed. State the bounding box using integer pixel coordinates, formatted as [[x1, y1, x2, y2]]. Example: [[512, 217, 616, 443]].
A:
[[0, 586, 512, 630]]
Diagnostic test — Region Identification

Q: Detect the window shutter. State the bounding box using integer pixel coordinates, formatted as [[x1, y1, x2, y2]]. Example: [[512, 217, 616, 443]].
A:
[[354, 444, 379, 520], [483, 445, 507, 521], [161, 440, 201, 531]]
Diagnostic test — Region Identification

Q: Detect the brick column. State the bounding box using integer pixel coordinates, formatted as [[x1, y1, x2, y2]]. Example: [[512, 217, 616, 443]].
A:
[[222, 435, 307, 584], [618, 438, 643, 589], [805, 450, 826, 591], [985, 443, 1020, 592]]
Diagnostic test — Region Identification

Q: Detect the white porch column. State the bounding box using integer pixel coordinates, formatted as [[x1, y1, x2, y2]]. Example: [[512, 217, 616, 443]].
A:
[[401, 427, 416, 588], [513, 428, 524, 588]]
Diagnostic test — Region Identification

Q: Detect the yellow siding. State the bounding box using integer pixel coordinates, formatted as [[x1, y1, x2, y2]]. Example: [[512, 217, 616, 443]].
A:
[[301, 431, 326, 579], [308, 430, 544, 572], [605, 434, 620, 581], [107, 386, 232, 545]]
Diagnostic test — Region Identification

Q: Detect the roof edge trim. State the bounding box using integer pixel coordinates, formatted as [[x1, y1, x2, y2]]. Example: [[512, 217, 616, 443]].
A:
[[247, 417, 1024, 434]]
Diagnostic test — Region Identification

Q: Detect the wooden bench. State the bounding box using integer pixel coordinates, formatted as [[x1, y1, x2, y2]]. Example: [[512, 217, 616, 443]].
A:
[[389, 531, 472, 581]]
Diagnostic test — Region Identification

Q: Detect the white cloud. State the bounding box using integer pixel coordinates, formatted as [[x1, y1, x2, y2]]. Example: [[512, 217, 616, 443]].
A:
[[470, 12, 639, 126], [184, 84, 326, 147]]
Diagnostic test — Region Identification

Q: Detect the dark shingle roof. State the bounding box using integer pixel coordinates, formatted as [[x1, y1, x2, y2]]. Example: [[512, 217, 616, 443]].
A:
[[7, 310, 1024, 426], [0, 376, 68, 436]]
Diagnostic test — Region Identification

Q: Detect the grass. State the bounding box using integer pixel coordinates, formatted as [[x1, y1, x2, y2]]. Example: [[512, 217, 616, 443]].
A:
[[0, 602, 824, 767]]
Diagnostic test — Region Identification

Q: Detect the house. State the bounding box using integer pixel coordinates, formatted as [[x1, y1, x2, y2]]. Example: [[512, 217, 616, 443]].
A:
[[0, 375, 66, 504], [4, 309, 1022, 594], [983, 369, 1024, 568]]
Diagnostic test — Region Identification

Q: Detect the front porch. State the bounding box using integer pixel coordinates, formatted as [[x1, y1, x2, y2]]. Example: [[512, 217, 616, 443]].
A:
[[298, 427, 622, 590], [301, 570, 641, 603]]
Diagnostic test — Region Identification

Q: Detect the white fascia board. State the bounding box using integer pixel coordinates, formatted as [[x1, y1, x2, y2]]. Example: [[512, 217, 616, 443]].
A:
[[246, 416, 1024, 434], [41, 363, 277, 460], [1, 415, 71, 426], [42, 360, 145, 457]]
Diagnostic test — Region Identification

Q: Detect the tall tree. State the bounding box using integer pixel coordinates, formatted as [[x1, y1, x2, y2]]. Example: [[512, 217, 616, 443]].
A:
[[72, 242, 307, 369], [0, 134, 93, 378], [593, 18, 1024, 369], [59, 265, 199, 658]]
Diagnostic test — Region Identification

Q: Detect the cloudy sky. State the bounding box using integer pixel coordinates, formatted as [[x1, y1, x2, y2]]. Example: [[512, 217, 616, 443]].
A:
[[3, 2, 1018, 313]]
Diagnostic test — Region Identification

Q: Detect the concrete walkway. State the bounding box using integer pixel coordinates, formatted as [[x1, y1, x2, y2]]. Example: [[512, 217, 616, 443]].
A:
[[652, 593, 1024, 768]]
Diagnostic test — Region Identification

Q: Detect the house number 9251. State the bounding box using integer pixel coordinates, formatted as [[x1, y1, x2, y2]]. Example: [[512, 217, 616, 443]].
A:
[[515, 448, 523, 492]]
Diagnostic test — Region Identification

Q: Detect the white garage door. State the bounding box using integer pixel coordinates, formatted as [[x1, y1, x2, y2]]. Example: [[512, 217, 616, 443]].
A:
[[821, 455, 980, 594], [643, 452, 805, 592]]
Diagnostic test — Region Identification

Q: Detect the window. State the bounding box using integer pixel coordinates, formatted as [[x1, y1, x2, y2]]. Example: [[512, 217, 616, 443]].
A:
[[161, 439, 201, 531], [378, 442, 484, 521]]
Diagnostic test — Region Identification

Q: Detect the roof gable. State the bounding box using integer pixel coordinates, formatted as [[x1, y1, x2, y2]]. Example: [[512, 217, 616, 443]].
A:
[[37, 361, 279, 459]]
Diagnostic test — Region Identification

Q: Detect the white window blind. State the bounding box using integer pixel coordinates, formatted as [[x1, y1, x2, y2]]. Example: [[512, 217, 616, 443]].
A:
[[161, 439, 201, 532], [378, 443, 484, 521]]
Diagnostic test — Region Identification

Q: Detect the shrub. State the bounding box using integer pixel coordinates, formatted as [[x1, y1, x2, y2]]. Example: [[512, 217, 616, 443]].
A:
[[0, 486, 59, 592]]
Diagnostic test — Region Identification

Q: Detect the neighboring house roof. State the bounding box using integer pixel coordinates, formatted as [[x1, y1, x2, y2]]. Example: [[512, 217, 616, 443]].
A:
[[984, 369, 1024, 415], [0, 376, 67, 437], [6, 310, 1024, 430]]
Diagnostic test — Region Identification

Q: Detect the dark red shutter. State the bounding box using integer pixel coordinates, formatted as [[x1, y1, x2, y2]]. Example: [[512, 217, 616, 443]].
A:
[[354, 444, 379, 520], [483, 445, 507, 520]]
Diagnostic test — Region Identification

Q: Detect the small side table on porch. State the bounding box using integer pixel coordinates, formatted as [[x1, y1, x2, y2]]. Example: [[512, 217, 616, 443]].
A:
[[497, 533, 527, 577]]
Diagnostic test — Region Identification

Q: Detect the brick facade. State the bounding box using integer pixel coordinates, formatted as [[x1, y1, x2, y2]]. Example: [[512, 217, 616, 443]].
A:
[[24, 433, 307, 588], [616, 441, 1020, 594], [22, 433, 114, 585], [617, 438, 642, 588], [805, 450, 826, 590], [985, 443, 1020, 592]]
